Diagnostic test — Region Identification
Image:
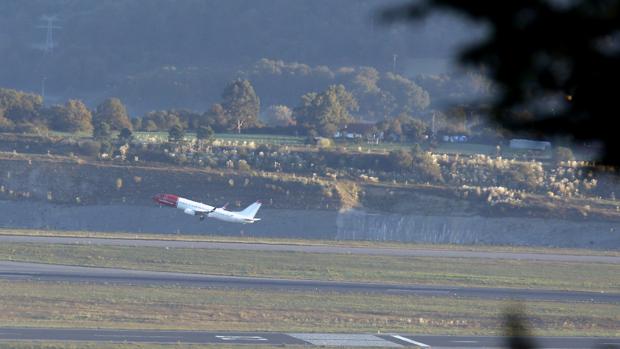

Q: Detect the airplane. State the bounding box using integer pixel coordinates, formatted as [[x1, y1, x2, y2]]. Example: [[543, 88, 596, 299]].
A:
[[152, 193, 261, 224]]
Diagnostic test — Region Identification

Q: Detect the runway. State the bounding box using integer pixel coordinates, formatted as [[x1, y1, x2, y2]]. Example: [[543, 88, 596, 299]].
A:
[[1, 261, 618, 303], [1, 234, 619, 263], [0, 327, 618, 348]]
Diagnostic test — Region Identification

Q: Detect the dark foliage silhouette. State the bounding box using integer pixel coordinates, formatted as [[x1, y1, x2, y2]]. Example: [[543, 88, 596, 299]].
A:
[[503, 305, 535, 349], [384, 0, 620, 168]]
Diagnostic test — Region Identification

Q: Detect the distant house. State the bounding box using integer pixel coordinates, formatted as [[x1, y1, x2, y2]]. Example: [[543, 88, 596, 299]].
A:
[[333, 131, 362, 139], [442, 134, 469, 143], [334, 122, 379, 142], [509, 139, 552, 151]]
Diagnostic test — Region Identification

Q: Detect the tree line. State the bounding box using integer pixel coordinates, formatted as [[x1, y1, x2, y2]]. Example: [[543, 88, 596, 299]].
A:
[[1, 74, 499, 146]]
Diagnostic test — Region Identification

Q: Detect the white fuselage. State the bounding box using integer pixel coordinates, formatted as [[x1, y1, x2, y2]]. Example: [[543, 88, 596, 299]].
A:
[[174, 197, 259, 224]]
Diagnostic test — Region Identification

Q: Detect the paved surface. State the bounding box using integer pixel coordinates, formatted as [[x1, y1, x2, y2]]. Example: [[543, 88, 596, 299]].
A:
[[1, 261, 619, 303], [1, 234, 619, 263], [0, 327, 618, 348]]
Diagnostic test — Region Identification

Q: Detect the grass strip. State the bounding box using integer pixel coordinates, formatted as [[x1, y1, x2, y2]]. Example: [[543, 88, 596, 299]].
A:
[[0, 280, 617, 337], [0, 343, 312, 349], [0, 243, 618, 292], [1, 228, 618, 257]]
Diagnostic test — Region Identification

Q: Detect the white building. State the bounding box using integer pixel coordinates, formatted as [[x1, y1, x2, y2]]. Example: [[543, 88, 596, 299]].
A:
[[509, 139, 552, 151]]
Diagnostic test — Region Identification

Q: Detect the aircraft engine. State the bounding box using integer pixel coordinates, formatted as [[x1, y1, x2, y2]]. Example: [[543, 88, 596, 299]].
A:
[[183, 208, 196, 216]]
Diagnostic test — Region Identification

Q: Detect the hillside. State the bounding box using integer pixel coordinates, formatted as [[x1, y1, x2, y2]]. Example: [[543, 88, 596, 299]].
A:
[[0, 0, 476, 113], [1, 152, 619, 223]]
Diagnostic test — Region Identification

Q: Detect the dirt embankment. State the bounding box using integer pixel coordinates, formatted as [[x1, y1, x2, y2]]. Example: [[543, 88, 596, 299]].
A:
[[1, 155, 619, 247], [2, 154, 620, 222], [0, 155, 343, 210], [359, 183, 620, 222]]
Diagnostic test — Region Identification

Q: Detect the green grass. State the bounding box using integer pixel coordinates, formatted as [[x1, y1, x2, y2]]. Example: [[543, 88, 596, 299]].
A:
[[3, 228, 618, 257], [0, 343, 314, 349], [133, 132, 306, 146], [0, 280, 618, 336], [14, 130, 595, 162], [131, 131, 530, 157], [1, 242, 618, 293]]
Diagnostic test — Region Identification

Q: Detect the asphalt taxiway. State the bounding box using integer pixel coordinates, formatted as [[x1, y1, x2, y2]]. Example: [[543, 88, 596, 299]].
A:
[[0, 327, 618, 348], [1, 261, 618, 303], [0, 234, 619, 263]]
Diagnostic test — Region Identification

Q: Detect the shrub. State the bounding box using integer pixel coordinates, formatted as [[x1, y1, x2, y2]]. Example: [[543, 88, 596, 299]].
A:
[[553, 146, 575, 165], [77, 140, 101, 156], [388, 149, 413, 172], [316, 137, 332, 148], [238, 159, 251, 171], [413, 152, 443, 182]]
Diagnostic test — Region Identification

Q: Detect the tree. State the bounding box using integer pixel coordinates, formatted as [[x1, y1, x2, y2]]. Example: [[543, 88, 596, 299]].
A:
[[393, 114, 429, 142], [377, 117, 402, 141], [376, 114, 428, 142], [295, 84, 358, 136], [144, 120, 158, 132], [262, 105, 295, 127], [202, 103, 230, 132], [379, 73, 430, 115], [403, 117, 428, 142], [50, 99, 93, 133], [384, 0, 620, 168], [100, 141, 113, 156], [388, 149, 413, 172], [196, 125, 214, 143], [131, 116, 143, 131], [168, 124, 185, 142], [93, 98, 132, 131], [412, 150, 443, 182], [553, 146, 575, 165], [348, 67, 396, 121], [141, 110, 183, 132], [0, 109, 12, 130], [118, 128, 133, 143], [93, 121, 112, 140], [78, 140, 101, 157], [221, 79, 261, 133], [0, 87, 43, 125]]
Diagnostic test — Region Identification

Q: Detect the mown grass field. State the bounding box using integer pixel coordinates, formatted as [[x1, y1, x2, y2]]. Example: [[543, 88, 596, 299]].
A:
[[2, 228, 618, 257], [133, 132, 306, 146], [1, 229, 617, 338], [131, 131, 536, 156], [1, 242, 618, 293], [1, 280, 618, 337], [0, 343, 310, 349]]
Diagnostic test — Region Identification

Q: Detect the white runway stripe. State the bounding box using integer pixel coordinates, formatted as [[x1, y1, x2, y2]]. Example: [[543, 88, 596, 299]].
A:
[[391, 334, 430, 348], [289, 333, 402, 347]]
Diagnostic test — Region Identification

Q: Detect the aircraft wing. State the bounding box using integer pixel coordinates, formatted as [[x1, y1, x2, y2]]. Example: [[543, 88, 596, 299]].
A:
[[196, 205, 216, 215], [182, 203, 215, 216]]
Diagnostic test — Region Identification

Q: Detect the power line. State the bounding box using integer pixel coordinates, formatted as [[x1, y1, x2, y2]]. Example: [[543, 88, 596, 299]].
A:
[[36, 15, 61, 54]]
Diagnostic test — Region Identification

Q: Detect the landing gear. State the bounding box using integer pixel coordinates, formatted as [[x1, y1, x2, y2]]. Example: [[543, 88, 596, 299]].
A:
[[199, 215, 205, 221]]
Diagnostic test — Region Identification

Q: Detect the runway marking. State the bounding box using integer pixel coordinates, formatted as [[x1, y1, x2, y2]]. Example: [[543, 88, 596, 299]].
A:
[[215, 335, 268, 341], [391, 335, 430, 347], [387, 289, 451, 295], [93, 334, 182, 339], [289, 333, 402, 347]]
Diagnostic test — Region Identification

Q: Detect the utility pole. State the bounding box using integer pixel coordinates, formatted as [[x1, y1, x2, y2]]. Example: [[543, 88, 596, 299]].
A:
[[41, 76, 47, 101], [431, 110, 436, 138], [392, 54, 398, 74], [35, 15, 60, 104], [36, 15, 61, 54]]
